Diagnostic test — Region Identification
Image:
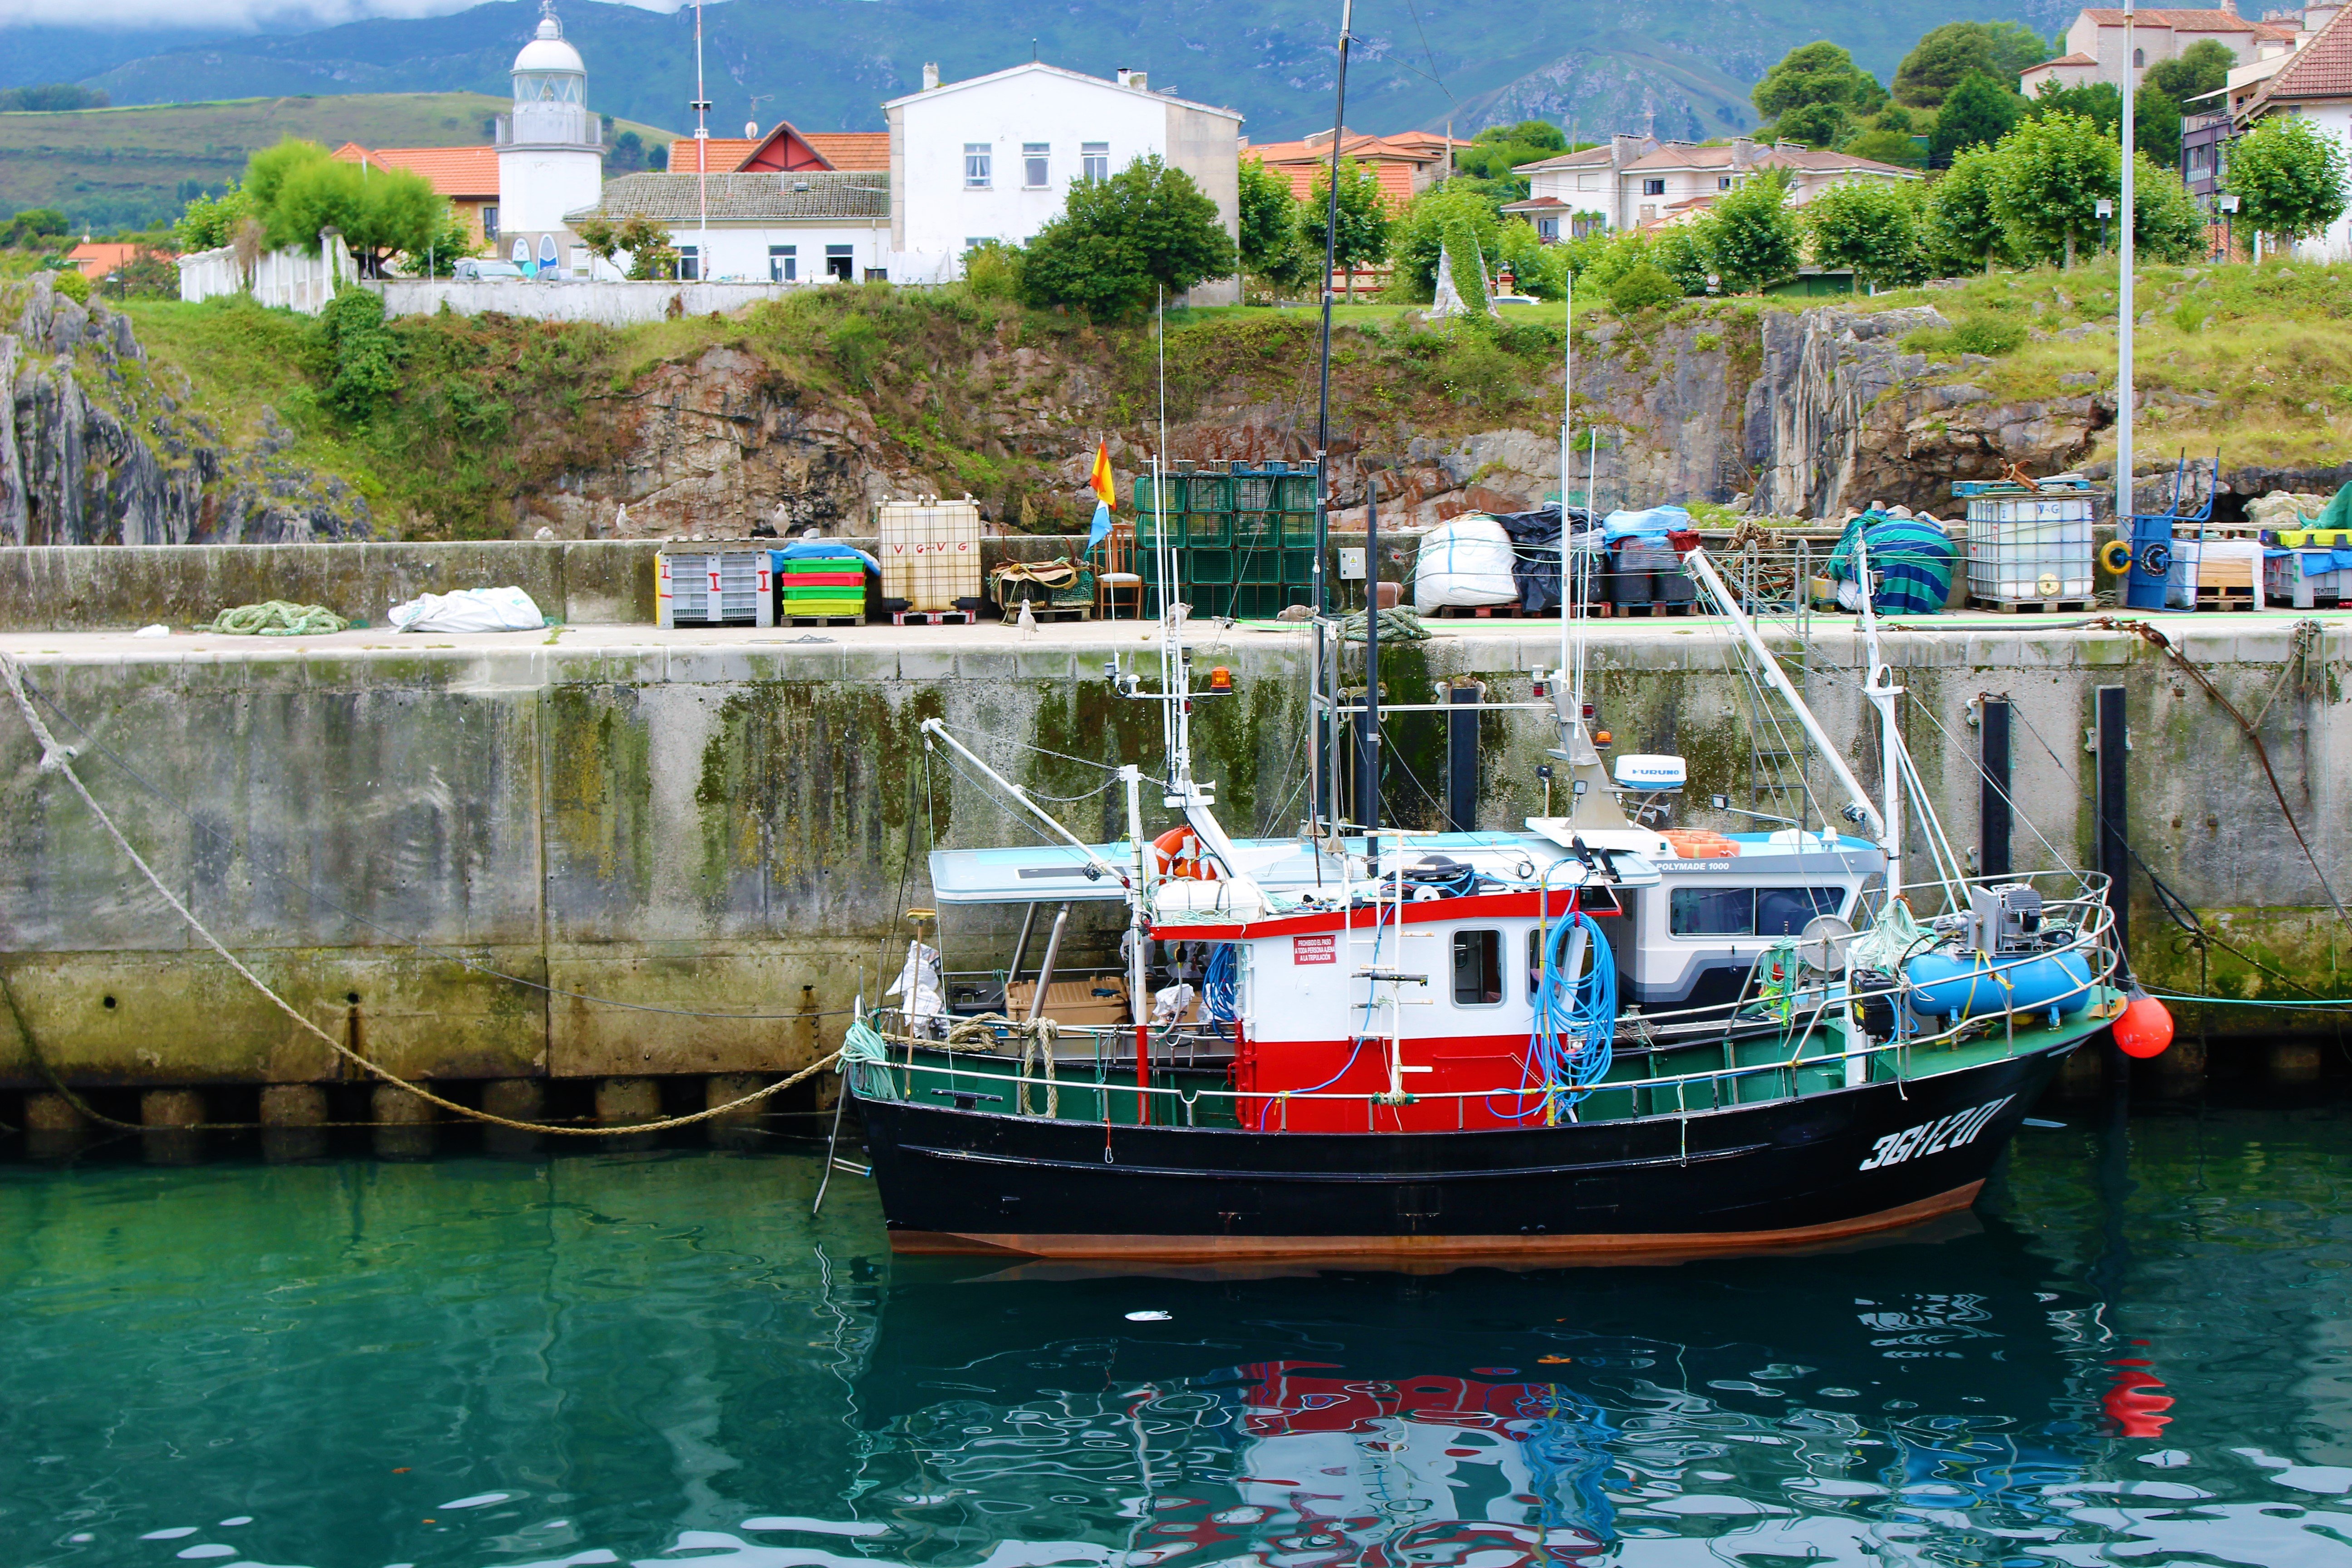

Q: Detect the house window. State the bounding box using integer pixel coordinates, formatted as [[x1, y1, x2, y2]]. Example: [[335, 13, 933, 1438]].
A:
[[1642, 178, 1666, 196], [2134, 47, 2145, 68], [1082, 140, 1110, 181], [825, 243, 853, 280], [481, 205, 500, 242], [965, 142, 992, 187], [1452, 930, 1504, 1006], [1719, 176, 1734, 190], [1023, 142, 1050, 187], [1537, 216, 1560, 241], [769, 244, 796, 281], [964, 236, 994, 251], [677, 245, 700, 281]]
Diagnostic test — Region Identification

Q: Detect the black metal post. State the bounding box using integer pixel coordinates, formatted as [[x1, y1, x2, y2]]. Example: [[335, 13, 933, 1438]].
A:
[[1446, 681, 1480, 833], [2096, 684, 2130, 967], [1980, 696, 2012, 879]]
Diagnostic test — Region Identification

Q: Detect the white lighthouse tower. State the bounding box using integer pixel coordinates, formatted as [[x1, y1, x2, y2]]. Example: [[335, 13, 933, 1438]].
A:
[[495, 0, 604, 274]]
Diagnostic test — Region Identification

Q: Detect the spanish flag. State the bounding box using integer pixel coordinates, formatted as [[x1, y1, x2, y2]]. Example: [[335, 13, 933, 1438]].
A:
[[1088, 440, 1116, 507]]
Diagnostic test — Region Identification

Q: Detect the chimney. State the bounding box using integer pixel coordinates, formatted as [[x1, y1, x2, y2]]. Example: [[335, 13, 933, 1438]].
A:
[[1119, 69, 1147, 90], [921, 61, 940, 90], [1116, 67, 1131, 86]]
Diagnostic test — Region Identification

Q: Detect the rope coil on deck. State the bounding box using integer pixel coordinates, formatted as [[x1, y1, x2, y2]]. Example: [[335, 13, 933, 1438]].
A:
[[0, 650, 837, 1137]]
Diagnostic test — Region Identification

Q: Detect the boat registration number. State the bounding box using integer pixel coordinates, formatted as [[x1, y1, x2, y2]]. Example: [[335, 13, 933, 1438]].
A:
[[1293, 935, 1337, 965], [1858, 1095, 2014, 1171]]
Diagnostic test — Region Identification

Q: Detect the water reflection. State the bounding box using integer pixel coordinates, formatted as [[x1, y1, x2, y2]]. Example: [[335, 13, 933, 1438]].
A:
[[6, 1100, 2352, 1566]]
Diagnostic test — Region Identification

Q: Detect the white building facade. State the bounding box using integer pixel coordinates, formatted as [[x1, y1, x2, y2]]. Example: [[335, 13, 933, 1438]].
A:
[[883, 60, 1243, 303], [1509, 136, 1917, 236], [495, 4, 606, 274], [2233, 5, 2352, 260], [566, 172, 892, 282]]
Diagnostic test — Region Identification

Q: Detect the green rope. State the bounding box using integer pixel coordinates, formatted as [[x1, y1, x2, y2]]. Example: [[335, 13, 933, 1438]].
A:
[[203, 601, 350, 637], [1340, 605, 1429, 643]]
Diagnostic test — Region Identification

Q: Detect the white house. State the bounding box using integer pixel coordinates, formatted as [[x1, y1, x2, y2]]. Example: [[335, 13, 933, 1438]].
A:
[[495, 3, 607, 274], [882, 60, 1244, 302], [1506, 136, 1918, 237], [2019, 5, 2303, 95], [565, 171, 891, 282], [2232, 3, 2352, 259]]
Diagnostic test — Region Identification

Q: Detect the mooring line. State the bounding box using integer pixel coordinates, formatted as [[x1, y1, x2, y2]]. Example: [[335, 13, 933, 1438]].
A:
[[0, 650, 838, 1137]]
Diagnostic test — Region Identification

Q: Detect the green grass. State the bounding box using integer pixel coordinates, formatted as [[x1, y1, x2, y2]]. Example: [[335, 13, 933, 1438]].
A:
[[1860, 258, 2352, 471], [0, 93, 674, 233]]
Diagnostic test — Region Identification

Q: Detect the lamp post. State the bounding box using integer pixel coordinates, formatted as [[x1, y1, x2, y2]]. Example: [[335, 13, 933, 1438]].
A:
[[2218, 191, 2240, 263], [2096, 196, 2114, 254]]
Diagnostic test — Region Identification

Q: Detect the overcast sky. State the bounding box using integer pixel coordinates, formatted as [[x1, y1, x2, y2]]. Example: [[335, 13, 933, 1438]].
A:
[[8, 0, 680, 31]]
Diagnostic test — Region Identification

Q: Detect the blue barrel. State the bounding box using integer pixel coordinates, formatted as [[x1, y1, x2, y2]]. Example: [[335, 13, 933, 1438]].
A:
[[1906, 949, 2094, 1019]]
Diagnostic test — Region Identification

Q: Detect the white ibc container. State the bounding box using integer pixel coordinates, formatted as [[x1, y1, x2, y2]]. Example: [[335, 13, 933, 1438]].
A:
[[877, 499, 982, 612], [1965, 495, 2093, 603]]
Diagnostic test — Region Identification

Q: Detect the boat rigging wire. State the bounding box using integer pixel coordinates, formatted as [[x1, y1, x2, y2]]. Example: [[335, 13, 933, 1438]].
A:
[[0, 650, 841, 1136]]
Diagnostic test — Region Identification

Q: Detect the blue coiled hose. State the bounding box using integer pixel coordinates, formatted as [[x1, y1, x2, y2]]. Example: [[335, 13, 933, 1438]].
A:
[[1203, 943, 1238, 1022], [1518, 913, 1617, 1124]]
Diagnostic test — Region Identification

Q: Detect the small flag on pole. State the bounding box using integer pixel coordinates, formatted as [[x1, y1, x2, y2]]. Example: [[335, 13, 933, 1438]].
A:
[[1087, 500, 1114, 550], [1088, 440, 1116, 508]]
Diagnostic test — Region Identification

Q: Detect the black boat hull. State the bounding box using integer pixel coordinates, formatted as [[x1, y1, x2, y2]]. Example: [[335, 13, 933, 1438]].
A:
[[853, 1037, 2085, 1261]]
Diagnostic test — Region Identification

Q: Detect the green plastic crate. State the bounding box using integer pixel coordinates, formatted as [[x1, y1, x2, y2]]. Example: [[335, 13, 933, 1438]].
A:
[[1132, 476, 1179, 515], [1276, 473, 1318, 512], [1135, 511, 1175, 550], [1183, 512, 1232, 548], [1231, 471, 1280, 511], [1181, 474, 1233, 514], [1182, 548, 1238, 586], [1282, 548, 1319, 586], [1232, 511, 1284, 549]]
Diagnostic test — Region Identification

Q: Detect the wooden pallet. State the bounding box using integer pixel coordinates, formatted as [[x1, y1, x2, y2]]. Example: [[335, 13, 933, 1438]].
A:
[[2195, 586, 2257, 612], [889, 609, 976, 626], [1596, 600, 1696, 618], [785, 615, 864, 627], [1968, 596, 2094, 614], [999, 602, 1091, 624], [1429, 602, 1537, 619]]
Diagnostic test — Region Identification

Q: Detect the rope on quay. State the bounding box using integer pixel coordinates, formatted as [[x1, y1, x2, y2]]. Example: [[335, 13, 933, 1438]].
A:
[[0, 651, 839, 1137]]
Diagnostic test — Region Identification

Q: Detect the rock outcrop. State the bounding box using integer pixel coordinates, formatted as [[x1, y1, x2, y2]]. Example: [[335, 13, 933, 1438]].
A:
[[0, 276, 370, 546]]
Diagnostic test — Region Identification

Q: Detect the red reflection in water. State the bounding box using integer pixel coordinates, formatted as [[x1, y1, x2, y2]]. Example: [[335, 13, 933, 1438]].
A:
[[2103, 1356, 2175, 1437]]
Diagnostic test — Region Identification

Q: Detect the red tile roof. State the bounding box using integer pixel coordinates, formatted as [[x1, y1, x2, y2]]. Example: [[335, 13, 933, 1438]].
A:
[[805, 131, 889, 170], [2029, 52, 2100, 67], [2249, 3, 2352, 103], [1247, 128, 1463, 210], [331, 142, 500, 198], [2078, 7, 2261, 27], [676, 136, 758, 172], [68, 240, 170, 278]]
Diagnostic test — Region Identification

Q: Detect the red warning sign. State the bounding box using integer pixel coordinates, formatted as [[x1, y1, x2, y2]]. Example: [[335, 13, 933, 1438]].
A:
[[1293, 934, 1337, 965]]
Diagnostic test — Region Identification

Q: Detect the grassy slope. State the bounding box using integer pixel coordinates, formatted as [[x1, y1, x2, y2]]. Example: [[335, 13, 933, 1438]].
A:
[[0, 93, 674, 230], [1860, 259, 2352, 474]]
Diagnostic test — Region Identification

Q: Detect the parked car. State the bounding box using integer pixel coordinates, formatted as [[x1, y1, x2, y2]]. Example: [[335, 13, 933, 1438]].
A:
[[452, 259, 527, 283]]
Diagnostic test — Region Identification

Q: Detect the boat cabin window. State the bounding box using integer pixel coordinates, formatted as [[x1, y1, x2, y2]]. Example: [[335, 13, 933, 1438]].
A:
[[1452, 930, 1504, 1005], [1670, 886, 1845, 937]]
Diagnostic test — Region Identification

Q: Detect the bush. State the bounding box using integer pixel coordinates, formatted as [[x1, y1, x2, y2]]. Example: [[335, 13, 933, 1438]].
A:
[[312, 284, 401, 420], [1608, 261, 1680, 313], [960, 240, 1024, 301], [49, 267, 89, 304], [1950, 317, 2027, 355], [1019, 154, 1236, 320]]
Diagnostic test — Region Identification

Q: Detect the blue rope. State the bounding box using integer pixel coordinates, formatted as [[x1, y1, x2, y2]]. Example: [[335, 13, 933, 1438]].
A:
[[1203, 943, 1238, 1022], [1514, 913, 1616, 1124]]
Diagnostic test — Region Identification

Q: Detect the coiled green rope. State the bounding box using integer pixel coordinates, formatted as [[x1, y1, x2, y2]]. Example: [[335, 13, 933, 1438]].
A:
[[203, 602, 350, 636]]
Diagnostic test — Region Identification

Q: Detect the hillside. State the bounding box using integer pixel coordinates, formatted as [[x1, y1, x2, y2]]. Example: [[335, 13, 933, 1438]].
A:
[[61, 0, 2097, 149], [0, 93, 676, 232]]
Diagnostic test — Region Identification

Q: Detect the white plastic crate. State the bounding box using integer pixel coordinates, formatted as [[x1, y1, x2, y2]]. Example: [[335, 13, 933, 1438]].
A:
[[1965, 495, 2093, 602], [657, 550, 775, 628], [877, 500, 982, 613]]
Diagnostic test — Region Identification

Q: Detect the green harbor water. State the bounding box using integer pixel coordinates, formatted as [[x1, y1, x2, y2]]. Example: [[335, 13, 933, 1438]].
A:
[[7, 1091, 2352, 1567]]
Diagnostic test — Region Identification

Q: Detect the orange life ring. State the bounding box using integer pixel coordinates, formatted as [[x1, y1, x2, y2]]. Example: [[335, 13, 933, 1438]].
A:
[[1152, 825, 1221, 880]]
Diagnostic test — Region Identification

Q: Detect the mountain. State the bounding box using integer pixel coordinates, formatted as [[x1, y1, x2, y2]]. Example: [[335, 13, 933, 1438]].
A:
[[54, 0, 2102, 145]]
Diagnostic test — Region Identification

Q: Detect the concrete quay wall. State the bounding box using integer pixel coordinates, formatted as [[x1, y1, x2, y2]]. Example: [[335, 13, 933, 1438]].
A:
[[0, 615, 2343, 1093]]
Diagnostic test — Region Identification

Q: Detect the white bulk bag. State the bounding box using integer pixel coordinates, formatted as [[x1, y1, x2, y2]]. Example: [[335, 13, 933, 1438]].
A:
[[1414, 513, 1518, 609], [388, 585, 547, 633]]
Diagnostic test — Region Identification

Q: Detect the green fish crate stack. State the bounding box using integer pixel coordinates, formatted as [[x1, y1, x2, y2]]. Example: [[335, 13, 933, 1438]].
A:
[[776, 550, 868, 623], [1139, 460, 1318, 620]]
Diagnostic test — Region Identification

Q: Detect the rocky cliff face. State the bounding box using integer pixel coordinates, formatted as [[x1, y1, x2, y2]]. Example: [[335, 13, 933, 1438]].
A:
[[0, 277, 369, 546]]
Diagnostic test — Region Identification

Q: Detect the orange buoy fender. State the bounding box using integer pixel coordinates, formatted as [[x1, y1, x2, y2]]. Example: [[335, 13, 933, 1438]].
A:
[[1152, 825, 1220, 880], [2113, 994, 2174, 1058]]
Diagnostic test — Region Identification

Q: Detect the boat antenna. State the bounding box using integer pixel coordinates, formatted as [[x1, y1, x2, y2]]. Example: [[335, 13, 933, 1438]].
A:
[[2116, 0, 2136, 548], [692, 0, 711, 282]]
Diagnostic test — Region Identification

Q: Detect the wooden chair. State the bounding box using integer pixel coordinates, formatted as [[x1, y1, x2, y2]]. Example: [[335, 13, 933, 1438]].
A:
[[1093, 519, 1145, 621]]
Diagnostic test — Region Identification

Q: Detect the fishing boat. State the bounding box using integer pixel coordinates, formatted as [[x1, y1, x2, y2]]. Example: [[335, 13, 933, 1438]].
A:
[[838, 5, 2156, 1263]]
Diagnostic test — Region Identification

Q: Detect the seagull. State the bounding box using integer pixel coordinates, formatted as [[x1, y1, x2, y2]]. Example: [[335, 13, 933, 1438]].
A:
[[1016, 598, 1038, 638]]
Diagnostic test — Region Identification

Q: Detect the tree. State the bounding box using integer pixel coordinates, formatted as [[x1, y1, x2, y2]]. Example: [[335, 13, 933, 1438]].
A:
[[1387, 185, 1499, 301], [2225, 113, 2352, 244], [1894, 21, 2052, 108], [3, 206, 69, 248], [1776, 101, 1855, 150], [1845, 127, 1926, 168], [1238, 157, 1313, 293], [1649, 225, 1715, 295], [1932, 70, 2026, 164], [2027, 80, 2121, 135], [1300, 156, 1392, 300], [1704, 170, 1801, 293], [245, 138, 332, 225], [2132, 153, 2209, 263], [172, 182, 253, 253], [1608, 261, 1680, 313], [1452, 120, 1569, 199], [0, 83, 109, 112], [616, 214, 677, 279], [1988, 110, 2117, 267], [1806, 178, 1925, 288], [1753, 41, 1885, 123], [269, 156, 444, 276], [2146, 39, 2234, 111], [1919, 144, 2011, 274], [1019, 154, 1236, 318], [412, 203, 478, 275], [2135, 83, 2182, 169], [606, 128, 652, 174]]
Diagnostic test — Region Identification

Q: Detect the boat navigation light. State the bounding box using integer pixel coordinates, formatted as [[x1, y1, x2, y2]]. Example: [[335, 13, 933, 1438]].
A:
[[1208, 666, 1233, 692]]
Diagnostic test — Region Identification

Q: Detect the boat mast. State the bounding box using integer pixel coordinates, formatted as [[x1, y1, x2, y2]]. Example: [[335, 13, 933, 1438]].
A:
[[2117, 0, 2136, 542], [1310, 0, 1353, 835], [1852, 535, 1905, 897]]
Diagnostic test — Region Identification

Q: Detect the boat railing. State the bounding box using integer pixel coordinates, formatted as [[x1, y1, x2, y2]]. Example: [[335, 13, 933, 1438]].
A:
[[857, 884, 2121, 1129]]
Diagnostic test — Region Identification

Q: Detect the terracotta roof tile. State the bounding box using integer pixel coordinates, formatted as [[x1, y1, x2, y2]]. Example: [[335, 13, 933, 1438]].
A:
[[330, 142, 501, 197], [2251, 3, 2352, 102], [2029, 52, 2100, 67], [2078, 7, 2260, 27], [805, 131, 889, 170], [678, 137, 758, 172], [68, 241, 168, 278]]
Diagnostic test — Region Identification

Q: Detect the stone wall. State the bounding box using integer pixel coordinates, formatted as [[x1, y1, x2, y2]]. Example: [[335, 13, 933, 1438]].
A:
[[0, 617, 2341, 1089], [372, 279, 802, 325]]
